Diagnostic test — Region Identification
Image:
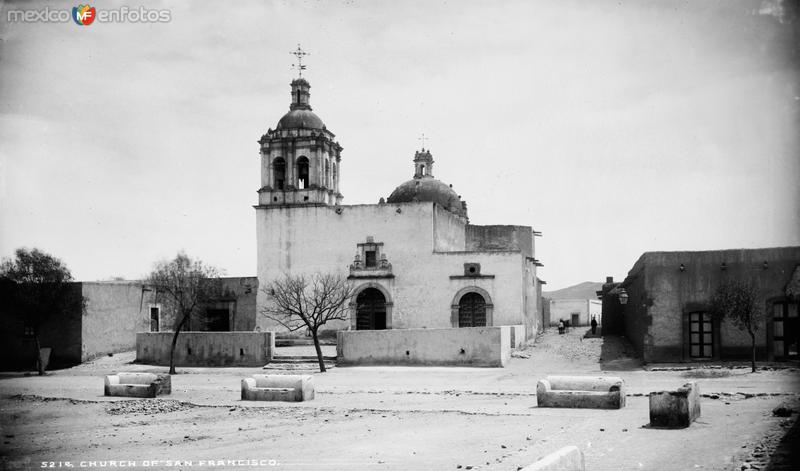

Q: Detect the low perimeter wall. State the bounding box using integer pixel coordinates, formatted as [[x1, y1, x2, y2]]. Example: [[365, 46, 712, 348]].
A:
[[337, 327, 510, 367], [136, 332, 275, 367]]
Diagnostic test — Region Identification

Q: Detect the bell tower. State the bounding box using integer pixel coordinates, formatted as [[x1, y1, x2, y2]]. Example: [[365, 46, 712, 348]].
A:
[[256, 45, 343, 207]]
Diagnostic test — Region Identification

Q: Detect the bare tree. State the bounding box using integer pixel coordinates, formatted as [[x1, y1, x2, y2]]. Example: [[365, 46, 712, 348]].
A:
[[710, 280, 763, 373], [261, 272, 354, 372], [0, 248, 85, 375], [146, 252, 222, 374]]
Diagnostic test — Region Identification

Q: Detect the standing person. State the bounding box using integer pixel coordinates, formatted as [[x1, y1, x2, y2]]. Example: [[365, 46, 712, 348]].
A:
[[591, 316, 598, 335], [558, 319, 565, 335]]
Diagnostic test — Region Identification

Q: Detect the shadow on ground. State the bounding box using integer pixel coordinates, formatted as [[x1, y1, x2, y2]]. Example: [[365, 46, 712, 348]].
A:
[[765, 413, 800, 471], [599, 333, 643, 371]]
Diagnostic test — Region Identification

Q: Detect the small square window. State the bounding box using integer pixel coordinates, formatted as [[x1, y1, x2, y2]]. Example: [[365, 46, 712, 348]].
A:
[[464, 263, 481, 276], [365, 250, 377, 268]]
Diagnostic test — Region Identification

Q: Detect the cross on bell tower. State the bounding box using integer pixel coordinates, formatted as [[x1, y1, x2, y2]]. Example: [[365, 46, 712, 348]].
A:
[[288, 45, 312, 111]]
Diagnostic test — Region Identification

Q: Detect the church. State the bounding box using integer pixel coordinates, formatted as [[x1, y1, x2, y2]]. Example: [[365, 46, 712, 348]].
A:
[[255, 59, 544, 340]]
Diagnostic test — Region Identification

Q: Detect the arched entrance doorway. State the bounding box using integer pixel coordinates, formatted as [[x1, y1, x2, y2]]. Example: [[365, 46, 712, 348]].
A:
[[458, 292, 487, 327], [356, 288, 387, 330]]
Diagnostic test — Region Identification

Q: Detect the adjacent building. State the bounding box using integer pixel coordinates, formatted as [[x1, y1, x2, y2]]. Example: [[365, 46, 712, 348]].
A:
[[0, 281, 155, 369], [1, 277, 258, 370], [602, 247, 800, 363]]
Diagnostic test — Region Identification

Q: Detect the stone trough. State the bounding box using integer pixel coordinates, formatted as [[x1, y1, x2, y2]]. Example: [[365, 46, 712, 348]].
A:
[[649, 381, 701, 428], [520, 446, 585, 471], [104, 373, 171, 398], [241, 374, 315, 402], [536, 375, 625, 409]]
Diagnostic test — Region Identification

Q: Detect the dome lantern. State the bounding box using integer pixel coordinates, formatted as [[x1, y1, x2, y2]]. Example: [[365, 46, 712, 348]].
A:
[[387, 148, 468, 220]]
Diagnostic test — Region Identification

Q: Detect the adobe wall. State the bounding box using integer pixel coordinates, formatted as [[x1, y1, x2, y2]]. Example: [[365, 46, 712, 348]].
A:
[[432, 203, 467, 251], [0, 282, 84, 370], [227, 276, 258, 331], [623, 264, 650, 359], [337, 326, 511, 367], [466, 225, 533, 257], [200, 277, 259, 331], [524, 258, 540, 337], [136, 332, 275, 367], [625, 247, 800, 362], [81, 282, 154, 362], [542, 296, 552, 328]]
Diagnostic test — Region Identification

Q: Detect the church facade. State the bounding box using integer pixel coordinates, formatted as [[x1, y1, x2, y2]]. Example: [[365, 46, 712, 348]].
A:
[[255, 75, 543, 339]]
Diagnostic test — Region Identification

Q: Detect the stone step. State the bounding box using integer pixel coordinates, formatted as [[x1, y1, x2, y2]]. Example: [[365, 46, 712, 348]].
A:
[[275, 339, 336, 347], [271, 355, 337, 363], [262, 362, 336, 371]]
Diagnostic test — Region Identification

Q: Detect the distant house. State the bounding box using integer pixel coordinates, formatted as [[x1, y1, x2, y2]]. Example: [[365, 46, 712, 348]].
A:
[[0, 277, 258, 370], [543, 281, 603, 327], [548, 298, 601, 327], [601, 247, 800, 363]]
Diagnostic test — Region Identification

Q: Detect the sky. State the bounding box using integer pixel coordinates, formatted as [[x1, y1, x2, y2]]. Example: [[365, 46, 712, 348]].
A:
[[0, 0, 798, 290]]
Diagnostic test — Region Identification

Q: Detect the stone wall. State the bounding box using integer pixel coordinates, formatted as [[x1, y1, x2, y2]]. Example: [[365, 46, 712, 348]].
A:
[[136, 332, 275, 367], [337, 327, 511, 367]]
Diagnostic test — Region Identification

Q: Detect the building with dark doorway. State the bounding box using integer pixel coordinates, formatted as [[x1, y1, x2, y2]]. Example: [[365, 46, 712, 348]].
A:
[[1, 276, 259, 370], [602, 247, 800, 363], [150, 276, 258, 333], [0, 281, 156, 370]]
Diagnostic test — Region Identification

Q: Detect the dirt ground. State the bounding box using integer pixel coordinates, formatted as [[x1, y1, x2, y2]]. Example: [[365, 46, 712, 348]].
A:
[[1, 328, 798, 471]]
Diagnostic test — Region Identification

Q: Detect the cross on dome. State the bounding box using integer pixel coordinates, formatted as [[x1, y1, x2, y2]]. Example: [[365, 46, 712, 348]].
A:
[[291, 44, 309, 78], [418, 133, 429, 151]]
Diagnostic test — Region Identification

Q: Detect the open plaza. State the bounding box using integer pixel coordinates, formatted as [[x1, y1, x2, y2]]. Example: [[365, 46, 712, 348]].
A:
[[1, 329, 798, 471]]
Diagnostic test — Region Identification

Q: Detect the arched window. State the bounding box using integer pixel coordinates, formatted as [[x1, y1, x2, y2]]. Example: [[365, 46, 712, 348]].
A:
[[332, 162, 337, 189], [273, 157, 286, 190], [458, 292, 486, 327], [297, 156, 309, 189], [325, 159, 330, 188]]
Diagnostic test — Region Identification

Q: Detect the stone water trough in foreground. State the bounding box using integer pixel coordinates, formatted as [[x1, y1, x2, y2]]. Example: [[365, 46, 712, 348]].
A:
[[104, 373, 171, 398], [649, 381, 701, 428], [241, 374, 315, 402], [536, 375, 626, 409]]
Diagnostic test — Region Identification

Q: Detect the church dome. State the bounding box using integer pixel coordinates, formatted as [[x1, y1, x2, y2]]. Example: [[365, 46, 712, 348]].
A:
[[387, 178, 462, 209], [276, 109, 325, 130], [386, 148, 468, 218]]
